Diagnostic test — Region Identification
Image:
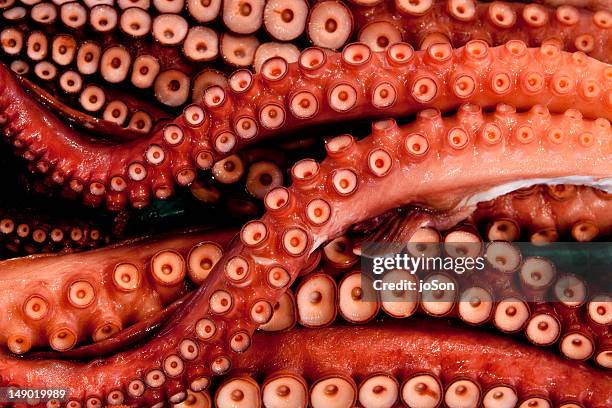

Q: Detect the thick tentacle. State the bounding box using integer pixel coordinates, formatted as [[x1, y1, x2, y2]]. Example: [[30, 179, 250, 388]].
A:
[[2, 41, 611, 210], [2, 320, 610, 407], [228, 320, 612, 407], [0, 2, 609, 406], [0, 229, 235, 354], [293, 241, 611, 366], [0, 0, 608, 144]]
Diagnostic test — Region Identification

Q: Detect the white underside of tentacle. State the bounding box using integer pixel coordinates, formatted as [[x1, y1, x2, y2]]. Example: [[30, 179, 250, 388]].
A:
[[459, 176, 612, 209]]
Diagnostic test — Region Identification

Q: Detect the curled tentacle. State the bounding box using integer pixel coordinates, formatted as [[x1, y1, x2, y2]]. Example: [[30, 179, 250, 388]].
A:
[[2, 41, 611, 210]]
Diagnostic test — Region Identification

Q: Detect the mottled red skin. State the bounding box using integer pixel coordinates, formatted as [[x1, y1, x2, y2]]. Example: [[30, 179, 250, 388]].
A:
[[1, 42, 610, 210], [469, 185, 612, 240], [1, 320, 609, 406], [0, 104, 609, 404], [232, 320, 611, 406], [350, 0, 611, 62]]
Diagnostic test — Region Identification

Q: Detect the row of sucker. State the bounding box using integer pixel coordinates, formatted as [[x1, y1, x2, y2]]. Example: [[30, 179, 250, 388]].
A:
[[471, 184, 612, 243], [350, 0, 611, 62], [28, 353, 607, 408], [191, 368, 605, 408], [6, 183, 607, 355], [1, 0, 608, 63], [0, 231, 234, 354], [2, 41, 611, 210], [0, 213, 108, 256], [286, 236, 611, 368], [0, 225, 335, 355], [0, 0, 609, 131]]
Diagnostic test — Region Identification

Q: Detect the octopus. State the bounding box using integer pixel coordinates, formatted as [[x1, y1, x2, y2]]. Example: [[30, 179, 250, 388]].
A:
[[0, 0, 610, 407]]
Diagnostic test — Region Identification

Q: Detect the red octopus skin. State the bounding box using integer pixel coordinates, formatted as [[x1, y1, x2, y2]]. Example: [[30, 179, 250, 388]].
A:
[[0, 41, 610, 210], [0, 102, 609, 405]]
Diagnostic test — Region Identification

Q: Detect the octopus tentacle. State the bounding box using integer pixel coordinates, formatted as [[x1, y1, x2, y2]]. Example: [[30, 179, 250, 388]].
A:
[[0, 0, 608, 405], [291, 242, 611, 365], [1, 103, 609, 403], [347, 0, 611, 62], [471, 184, 612, 242], [16, 74, 171, 141], [7, 183, 605, 356], [2, 41, 611, 210], [0, 229, 235, 354], [0, 33, 199, 136], [2, 320, 610, 407], [0, 208, 110, 257], [35, 294, 189, 361], [354, 184, 612, 245], [2, 0, 607, 81], [226, 320, 612, 408]]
